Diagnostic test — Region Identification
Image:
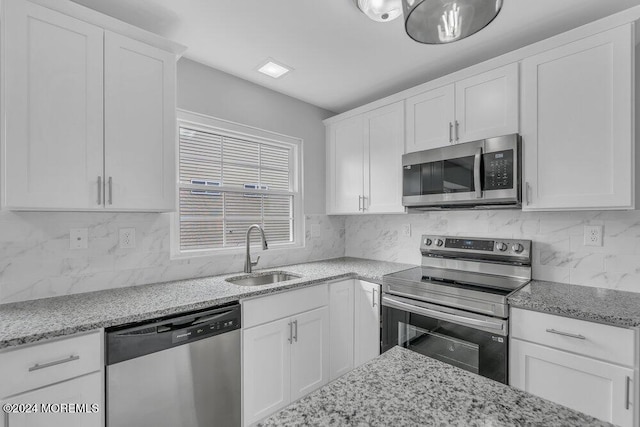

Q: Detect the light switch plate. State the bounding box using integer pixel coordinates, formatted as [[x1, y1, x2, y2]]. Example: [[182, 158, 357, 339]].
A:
[[584, 225, 603, 247], [70, 228, 88, 250], [402, 224, 411, 237], [119, 228, 136, 249], [311, 224, 321, 239]]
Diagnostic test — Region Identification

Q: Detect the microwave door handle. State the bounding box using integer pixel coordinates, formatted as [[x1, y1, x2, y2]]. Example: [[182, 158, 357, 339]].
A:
[[474, 147, 482, 199]]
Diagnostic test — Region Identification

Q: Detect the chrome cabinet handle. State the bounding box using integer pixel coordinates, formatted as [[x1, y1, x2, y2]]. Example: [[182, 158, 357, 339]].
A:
[[108, 177, 113, 205], [455, 120, 459, 142], [545, 328, 586, 340], [288, 321, 292, 344], [449, 122, 453, 143], [525, 182, 531, 205], [358, 195, 362, 212], [626, 376, 631, 410], [29, 355, 80, 372], [372, 288, 377, 307], [293, 320, 298, 342], [474, 147, 482, 199], [97, 176, 102, 205]]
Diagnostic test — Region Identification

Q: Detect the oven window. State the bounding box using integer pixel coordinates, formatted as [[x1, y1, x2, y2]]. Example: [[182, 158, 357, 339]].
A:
[[399, 322, 479, 374]]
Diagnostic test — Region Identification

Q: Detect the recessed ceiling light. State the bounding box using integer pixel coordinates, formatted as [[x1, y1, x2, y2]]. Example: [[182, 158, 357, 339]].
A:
[[257, 59, 292, 79]]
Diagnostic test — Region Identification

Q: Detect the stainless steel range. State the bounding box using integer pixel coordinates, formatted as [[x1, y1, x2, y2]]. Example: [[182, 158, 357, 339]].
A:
[[381, 235, 532, 384]]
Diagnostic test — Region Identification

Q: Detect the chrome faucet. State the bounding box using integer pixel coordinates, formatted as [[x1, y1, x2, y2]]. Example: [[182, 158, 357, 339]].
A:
[[244, 224, 268, 273]]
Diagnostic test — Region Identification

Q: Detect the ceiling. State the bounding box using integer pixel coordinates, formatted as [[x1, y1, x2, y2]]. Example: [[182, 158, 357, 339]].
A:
[[71, 0, 640, 113]]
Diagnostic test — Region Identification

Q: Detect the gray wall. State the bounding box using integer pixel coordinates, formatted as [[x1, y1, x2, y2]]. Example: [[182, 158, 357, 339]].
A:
[[177, 58, 335, 214]]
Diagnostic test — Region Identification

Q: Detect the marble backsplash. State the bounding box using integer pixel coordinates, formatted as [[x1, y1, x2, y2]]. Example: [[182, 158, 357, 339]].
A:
[[0, 213, 345, 303], [345, 210, 640, 293]]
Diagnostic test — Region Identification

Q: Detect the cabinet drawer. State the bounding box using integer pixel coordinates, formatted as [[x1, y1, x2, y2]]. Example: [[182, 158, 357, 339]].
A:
[[511, 308, 634, 367], [0, 331, 101, 398], [243, 284, 328, 329]]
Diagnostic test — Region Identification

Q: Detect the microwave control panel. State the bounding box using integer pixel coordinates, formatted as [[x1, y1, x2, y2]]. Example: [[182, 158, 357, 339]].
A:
[[483, 150, 513, 191]]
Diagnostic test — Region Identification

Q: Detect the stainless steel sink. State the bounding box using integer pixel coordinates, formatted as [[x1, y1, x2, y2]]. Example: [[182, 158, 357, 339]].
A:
[[226, 271, 301, 286]]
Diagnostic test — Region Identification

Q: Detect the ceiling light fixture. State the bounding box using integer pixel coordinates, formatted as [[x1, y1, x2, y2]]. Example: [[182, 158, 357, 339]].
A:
[[257, 59, 292, 79], [356, 0, 403, 22], [403, 0, 503, 44]]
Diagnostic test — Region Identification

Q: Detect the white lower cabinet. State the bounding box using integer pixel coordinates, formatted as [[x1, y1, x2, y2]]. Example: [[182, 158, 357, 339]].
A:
[[510, 308, 637, 427], [511, 339, 633, 427], [1, 373, 102, 427], [329, 280, 355, 380], [242, 285, 329, 426], [328, 279, 381, 381], [354, 280, 381, 367], [0, 331, 103, 427]]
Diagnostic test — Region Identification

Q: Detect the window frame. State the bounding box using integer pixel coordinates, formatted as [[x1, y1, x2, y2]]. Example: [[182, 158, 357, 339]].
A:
[[171, 109, 304, 259]]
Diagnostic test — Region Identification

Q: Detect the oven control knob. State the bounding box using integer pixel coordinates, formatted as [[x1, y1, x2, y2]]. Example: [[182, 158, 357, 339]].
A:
[[496, 242, 508, 252], [512, 243, 524, 253], [435, 239, 444, 247], [424, 238, 432, 246]]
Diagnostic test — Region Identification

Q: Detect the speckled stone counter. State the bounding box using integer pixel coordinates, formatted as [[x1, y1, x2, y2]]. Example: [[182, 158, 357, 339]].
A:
[[262, 346, 612, 427], [0, 257, 413, 349], [508, 280, 640, 328]]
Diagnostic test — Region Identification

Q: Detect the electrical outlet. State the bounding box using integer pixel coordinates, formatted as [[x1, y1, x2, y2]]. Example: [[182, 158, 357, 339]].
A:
[[70, 228, 88, 249], [119, 228, 136, 249], [402, 224, 411, 237], [583, 225, 603, 247]]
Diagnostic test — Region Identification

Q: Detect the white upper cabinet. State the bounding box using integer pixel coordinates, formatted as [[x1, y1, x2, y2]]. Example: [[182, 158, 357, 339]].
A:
[[327, 115, 364, 214], [455, 63, 519, 142], [521, 25, 634, 211], [327, 101, 404, 215], [405, 85, 455, 152], [364, 102, 404, 213], [2, 0, 183, 211], [3, 0, 104, 210], [405, 63, 519, 153], [104, 31, 176, 211]]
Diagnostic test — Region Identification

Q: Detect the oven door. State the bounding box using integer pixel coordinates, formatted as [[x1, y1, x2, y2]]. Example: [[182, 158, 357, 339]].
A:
[[382, 294, 508, 383]]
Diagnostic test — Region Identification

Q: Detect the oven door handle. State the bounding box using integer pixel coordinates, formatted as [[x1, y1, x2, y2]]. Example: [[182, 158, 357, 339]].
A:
[[382, 295, 505, 332]]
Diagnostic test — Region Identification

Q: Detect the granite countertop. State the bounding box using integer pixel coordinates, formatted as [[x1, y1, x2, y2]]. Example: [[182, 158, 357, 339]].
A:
[[508, 280, 640, 328], [262, 346, 612, 427], [0, 257, 414, 349]]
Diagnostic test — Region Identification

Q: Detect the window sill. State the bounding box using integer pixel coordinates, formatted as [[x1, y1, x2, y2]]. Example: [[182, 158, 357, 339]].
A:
[[170, 241, 305, 261]]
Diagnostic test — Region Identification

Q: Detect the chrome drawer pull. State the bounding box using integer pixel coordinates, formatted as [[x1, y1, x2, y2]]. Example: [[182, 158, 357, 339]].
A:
[[28, 355, 80, 372], [97, 176, 102, 205], [293, 320, 298, 343], [545, 328, 586, 340]]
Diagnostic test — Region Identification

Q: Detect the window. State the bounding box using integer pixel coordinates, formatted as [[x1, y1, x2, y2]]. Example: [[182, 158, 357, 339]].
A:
[[175, 110, 302, 255]]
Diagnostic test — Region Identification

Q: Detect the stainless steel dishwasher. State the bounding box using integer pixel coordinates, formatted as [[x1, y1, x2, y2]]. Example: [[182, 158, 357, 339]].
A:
[[106, 303, 241, 427]]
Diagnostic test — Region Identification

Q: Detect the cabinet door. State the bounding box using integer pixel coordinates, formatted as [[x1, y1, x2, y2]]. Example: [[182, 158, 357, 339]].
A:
[[363, 102, 405, 213], [243, 318, 291, 426], [354, 280, 380, 367], [104, 31, 177, 212], [3, 0, 104, 210], [329, 280, 355, 380], [290, 307, 329, 401], [1, 372, 102, 427], [521, 25, 633, 210], [326, 116, 364, 214], [455, 63, 519, 143], [511, 339, 634, 427], [405, 84, 455, 153]]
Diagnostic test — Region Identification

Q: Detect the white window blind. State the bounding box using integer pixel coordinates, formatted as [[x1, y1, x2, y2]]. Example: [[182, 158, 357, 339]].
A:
[[178, 125, 296, 252]]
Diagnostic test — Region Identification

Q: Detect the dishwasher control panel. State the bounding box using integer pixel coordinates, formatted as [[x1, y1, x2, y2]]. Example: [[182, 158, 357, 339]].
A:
[[106, 303, 241, 365], [172, 316, 239, 344]]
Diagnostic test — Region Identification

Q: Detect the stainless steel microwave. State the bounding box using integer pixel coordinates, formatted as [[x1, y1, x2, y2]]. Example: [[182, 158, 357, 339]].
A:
[[402, 134, 521, 209]]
